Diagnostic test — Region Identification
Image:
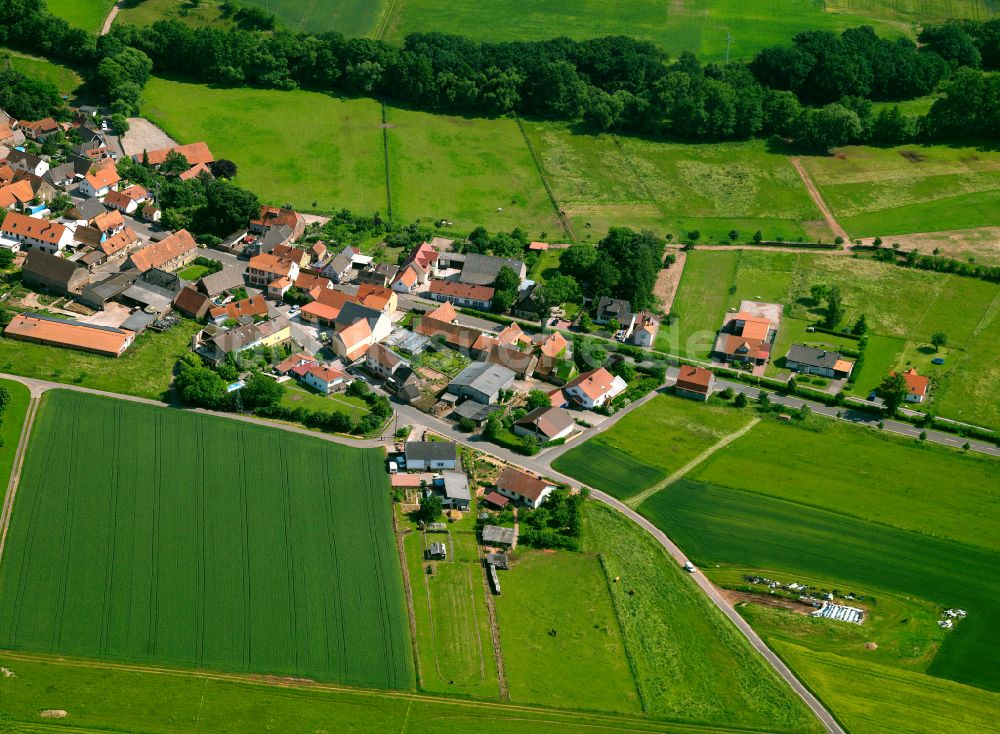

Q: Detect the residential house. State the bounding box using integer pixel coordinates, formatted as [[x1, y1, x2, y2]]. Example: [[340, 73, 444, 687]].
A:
[[308, 240, 327, 262], [357, 283, 397, 313], [127, 229, 197, 272], [512, 283, 541, 319], [674, 365, 715, 401], [785, 344, 854, 379], [366, 342, 406, 378], [459, 253, 525, 286], [274, 353, 319, 376], [323, 245, 360, 283], [404, 242, 439, 274], [0, 179, 34, 210], [895, 367, 929, 403], [512, 406, 575, 443], [120, 184, 149, 203], [247, 253, 298, 286], [245, 225, 294, 256], [267, 275, 292, 300], [434, 471, 471, 511], [595, 296, 635, 333], [209, 294, 268, 323], [197, 268, 244, 298], [102, 189, 138, 215], [256, 316, 291, 348], [66, 197, 106, 222], [294, 271, 333, 295], [429, 279, 494, 310], [495, 466, 555, 510], [179, 162, 213, 181], [331, 301, 391, 361], [0, 211, 74, 253], [140, 142, 214, 167], [249, 205, 303, 239], [43, 161, 77, 189], [484, 343, 538, 379], [404, 441, 458, 470], [78, 165, 120, 199], [299, 289, 357, 327], [357, 261, 398, 287], [300, 363, 347, 395], [391, 263, 425, 294], [141, 205, 161, 223], [21, 249, 88, 296], [561, 367, 628, 409], [195, 316, 290, 364], [19, 118, 60, 141], [5, 149, 48, 177], [4, 312, 134, 357], [173, 286, 213, 320], [496, 322, 532, 348], [630, 311, 660, 348], [270, 244, 310, 269], [93, 208, 125, 236], [713, 311, 777, 365], [447, 362, 516, 405]]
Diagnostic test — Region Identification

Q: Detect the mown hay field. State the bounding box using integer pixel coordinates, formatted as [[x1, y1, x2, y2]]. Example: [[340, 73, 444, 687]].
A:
[[551, 394, 752, 499], [0, 391, 413, 689], [46, 0, 113, 31]]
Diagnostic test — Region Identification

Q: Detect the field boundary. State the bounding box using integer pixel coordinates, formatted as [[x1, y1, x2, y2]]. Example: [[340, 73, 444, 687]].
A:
[[625, 418, 761, 508], [597, 553, 648, 713], [372, 0, 401, 39], [381, 102, 394, 222], [392, 512, 422, 689], [515, 117, 574, 242], [790, 158, 849, 244], [0, 392, 41, 565]]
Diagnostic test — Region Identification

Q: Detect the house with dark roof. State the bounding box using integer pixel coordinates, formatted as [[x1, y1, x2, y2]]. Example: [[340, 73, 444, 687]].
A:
[[447, 362, 516, 405], [595, 297, 635, 333], [404, 440, 458, 470], [66, 197, 106, 222], [21, 249, 88, 297], [459, 253, 526, 286], [785, 344, 853, 379], [5, 148, 48, 177], [674, 365, 715, 401], [434, 471, 471, 511], [173, 286, 213, 320], [366, 342, 406, 378], [324, 244, 360, 283], [495, 467, 556, 510], [481, 524, 516, 546], [512, 406, 575, 442], [197, 268, 245, 298]]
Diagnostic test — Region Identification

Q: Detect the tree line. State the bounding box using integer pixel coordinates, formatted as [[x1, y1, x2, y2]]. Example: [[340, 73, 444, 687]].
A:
[[4, 0, 1000, 149]]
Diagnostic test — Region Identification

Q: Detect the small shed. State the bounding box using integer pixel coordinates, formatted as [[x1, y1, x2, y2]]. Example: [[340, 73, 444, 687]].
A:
[[426, 542, 447, 560], [481, 525, 516, 547]]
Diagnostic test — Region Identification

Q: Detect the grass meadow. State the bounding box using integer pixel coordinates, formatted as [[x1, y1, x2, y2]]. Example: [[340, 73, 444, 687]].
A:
[[117, 0, 231, 28], [2, 48, 82, 96], [655, 250, 739, 358], [801, 145, 1000, 237], [46, 0, 113, 31], [142, 78, 388, 215], [0, 654, 708, 734], [494, 546, 640, 713], [0, 391, 413, 688], [584, 504, 822, 731], [0, 379, 30, 490], [0, 319, 200, 400], [551, 394, 752, 498]]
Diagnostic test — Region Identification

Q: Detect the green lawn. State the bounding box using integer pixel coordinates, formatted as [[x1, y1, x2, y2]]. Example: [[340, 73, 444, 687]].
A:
[[552, 394, 752, 499], [526, 127, 830, 244], [117, 0, 232, 28], [494, 546, 640, 713], [177, 264, 211, 282], [0, 652, 715, 734], [0, 320, 200, 401], [801, 144, 1000, 237], [386, 107, 561, 237], [280, 383, 369, 420], [0, 378, 30, 490], [143, 78, 387, 216], [2, 48, 82, 96], [46, 0, 114, 31], [0, 391, 413, 689], [585, 504, 822, 730], [655, 250, 738, 358], [688, 418, 1000, 552]]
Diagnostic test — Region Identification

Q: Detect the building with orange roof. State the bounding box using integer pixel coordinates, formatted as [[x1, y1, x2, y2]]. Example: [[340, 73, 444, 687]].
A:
[[332, 302, 391, 361], [102, 189, 139, 215], [0, 179, 35, 210], [209, 294, 268, 322], [5, 312, 134, 357], [93, 208, 125, 235], [126, 229, 197, 272], [630, 311, 660, 348], [299, 363, 347, 394], [179, 162, 213, 181], [299, 288, 360, 327], [428, 279, 494, 310], [357, 283, 397, 313], [714, 305, 779, 366], [120, 184, 149, 202], [425, 300, 457, 323], [250, 205, 302, 238], [560, 367, 628, 409], [140, 142, 214, 166], [0, 211, 73, 253], [534, 330, 568, 359], [894, 367, 930, 403], [675, 365, 715, 401], [18, 117, 59, 141], [247, 253, 299, 285], [97, 226, 140, 262], [79, 164, 121, 198]]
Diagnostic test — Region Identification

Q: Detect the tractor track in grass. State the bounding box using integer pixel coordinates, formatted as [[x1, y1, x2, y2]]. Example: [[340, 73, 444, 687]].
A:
[[791, 157, 849, 245]]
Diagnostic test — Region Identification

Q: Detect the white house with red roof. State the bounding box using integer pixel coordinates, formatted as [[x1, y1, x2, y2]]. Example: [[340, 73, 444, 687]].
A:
[[560, 367, 628, 409], [300, 363, 347, 394], [78, 165, 121, 199], [896, 367, 930, 403]]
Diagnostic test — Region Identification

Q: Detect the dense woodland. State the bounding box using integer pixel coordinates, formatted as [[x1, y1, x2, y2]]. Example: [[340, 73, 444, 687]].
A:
[[3, 0, 1000, 148]]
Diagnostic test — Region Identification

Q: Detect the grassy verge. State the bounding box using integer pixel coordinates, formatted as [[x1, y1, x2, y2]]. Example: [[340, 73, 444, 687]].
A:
[[0, 378, 30, 489]]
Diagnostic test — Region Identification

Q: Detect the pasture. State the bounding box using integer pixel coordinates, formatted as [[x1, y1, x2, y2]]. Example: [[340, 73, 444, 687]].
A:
[[2, 48, 82, 96], [774, 642, 1000, 734], [117, 0, 230, 28], [801, 144, 1000, 237], [655, 250, 739, 358], [0, 653, 709, 734], [639, 478, 1000, 691], [244, 0, 384, 35], [46, 0, 113, 31], [0, 319, 200, 400], [385, 107, 561, 236], [551, 393, 752, 499], [0, 391, 414, 689], [494, 547, 640, 713], [400, 510, 500, 698], [142, 78, 388, 216]]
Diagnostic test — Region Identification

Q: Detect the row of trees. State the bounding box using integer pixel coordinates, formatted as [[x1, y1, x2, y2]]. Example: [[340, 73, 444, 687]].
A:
[[560, 227, 665, 311]]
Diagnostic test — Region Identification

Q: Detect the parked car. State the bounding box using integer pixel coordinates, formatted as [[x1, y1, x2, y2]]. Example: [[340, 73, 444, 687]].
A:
[[683, 561, 696, 573]]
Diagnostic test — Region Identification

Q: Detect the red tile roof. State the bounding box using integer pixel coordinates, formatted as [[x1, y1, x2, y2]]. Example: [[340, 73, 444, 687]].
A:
[[144, 142, 214, 166], [675, 365, 713, 393], [0, 211, 67, 245], [129, 229, 196, 272]]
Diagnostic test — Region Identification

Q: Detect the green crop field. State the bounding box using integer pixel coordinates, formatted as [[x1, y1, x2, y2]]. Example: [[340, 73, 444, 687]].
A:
[[2, 48, 82, 96], [0, 319, 200, 401], [46, 0, 113, 31], [586, 504, 823, 730], [142, 78, 388, 216], [495, 546, 640, 713], [656, 250, 739, 358], [0, 391, 413, 689], [525, 127, 830, 244], [801, 145, 1000, 237], [0, 653, 724, 734], [0, 379, 30, 490], [687, 418, 1000, 552], [551, 394, 753, 499], [386, 108, 561, 236], [774, 642, 1000, 734]]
